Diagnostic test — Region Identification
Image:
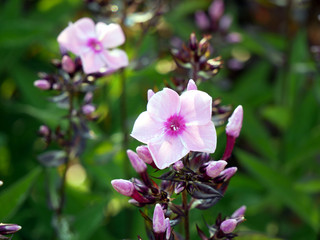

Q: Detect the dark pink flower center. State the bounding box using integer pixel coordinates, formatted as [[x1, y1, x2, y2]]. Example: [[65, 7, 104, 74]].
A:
[[87, 38, 103, 53], [164, 114, 186, 136]]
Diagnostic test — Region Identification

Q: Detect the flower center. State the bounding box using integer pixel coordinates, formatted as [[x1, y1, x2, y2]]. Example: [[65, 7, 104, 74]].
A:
[[164, 114, 186, 136], [87, 38, 103, 53]]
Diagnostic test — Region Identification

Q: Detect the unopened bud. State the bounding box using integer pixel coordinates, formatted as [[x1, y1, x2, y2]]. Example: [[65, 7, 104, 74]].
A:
[[226, 105, 243, 138], [187, 79, 197, 91], [189, 33, 198, 51], [136, 146, 153, 164], [174, 182, 185, 194], [226, 32, 242, 43], [0, 180, 3, 186], [195, 11, 210, 30], [62, 55, 76, 73], [209, 0, 224, 21], [220, 219, 237, 233], [219, 15, 232, 31], [153, 204, 167, 233], [34, 80, 51, 90], [173, 160, 184, 171], [82, 104, 95, 115], [111, 179, 134, 197], [231, 205, 246, 219], [148, 89, 155, 101], [165, 218, 171, 240], [0, 224, 22, 235], [205, 160, 227, 178], [127, 150, 147, 173], [219, 167, 237, 181], [39, 125, 50, 137]]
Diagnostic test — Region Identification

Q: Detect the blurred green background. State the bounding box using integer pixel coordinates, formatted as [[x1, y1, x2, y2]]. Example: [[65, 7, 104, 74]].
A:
[[0, 0, 320, 239]]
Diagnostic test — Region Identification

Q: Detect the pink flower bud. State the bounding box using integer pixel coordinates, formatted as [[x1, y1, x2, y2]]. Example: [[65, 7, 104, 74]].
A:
[[39, 125, 50, 137], [187, 79, 198, 91], [174, 182, 185, 194], [111, 179, 134, 197], [153, 204, 167, 233], [0, 224, 22, 235], [209, 0, 224, 21], [219, 167, 237, 181], [165, 218, 171, 240], [226, 105, 243, 138], [62, 55, 76, 73], [136, 145, 153, 164], [34, 80, 51, 90], [220, 219, 237, 233], [231, 205, 246, 219], [205, 160, 227, 178], [219, 15, 232, 31], [173, 160, 184, 171], [148, 89, 155, 101], [82, 104, 95, 115], [195, 11, 210, 30], [226, 32, 242, 43], [127, 150, 147, 173]]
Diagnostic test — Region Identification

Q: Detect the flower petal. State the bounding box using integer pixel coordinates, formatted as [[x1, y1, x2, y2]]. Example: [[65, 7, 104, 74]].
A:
[[96, 23, 125, 48], [57, 18, 96, 55], [180, 90, 212, 125], [180, 122, 216, 153], [103, 49, 129, 69], [73, 18, 96, 39], [148, 135, 188, 169], [80, 51, 107, 74], [147, 88, 181, 122], [131, 112, 164, 143]]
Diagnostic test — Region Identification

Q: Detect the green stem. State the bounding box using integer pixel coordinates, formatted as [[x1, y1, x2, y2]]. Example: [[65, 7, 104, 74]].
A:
[[182, 190, 190, 240]]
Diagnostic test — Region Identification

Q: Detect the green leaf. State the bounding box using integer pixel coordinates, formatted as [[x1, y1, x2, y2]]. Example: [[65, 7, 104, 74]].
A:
[[0, 167, 41, 220], [237, 150, 319, 232], [261, 105, 290, 131]]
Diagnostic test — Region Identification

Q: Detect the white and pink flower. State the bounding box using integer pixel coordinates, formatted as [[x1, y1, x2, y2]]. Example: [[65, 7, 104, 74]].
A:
[[131, 83, 216, 169], [57, 18, 128, 74]]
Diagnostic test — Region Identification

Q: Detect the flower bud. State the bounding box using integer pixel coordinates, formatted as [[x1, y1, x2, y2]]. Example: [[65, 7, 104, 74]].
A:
[[136, 145, 153, 164], [148, 89, 155, 101], [153, 204, 167, 233], [231, 205, 246, 219], [34, 80, 51, 90], [205, 160, 227, 178], [174, 182, 185, 194], [39, 125, 50, 137], [111, 179, 134, 197], [226, 105, 243, 138], [195, 11, 210, 30], [187, 79, 197, 91], [226, 32, 242, 43], [127, 150, 147, 173], [62, 55, 76, 73], [220, 219, 237, 233], [82, 104, 95, 115], [0, 224, 22, 235], [165, 218, 171, 240], [219, 15, 232, 31], [219, 167, 237, 181], [0, 180, 3, 186], [173, 160, 184, 171], [209, 0, 224, 21], [189, 33, 198, 51]]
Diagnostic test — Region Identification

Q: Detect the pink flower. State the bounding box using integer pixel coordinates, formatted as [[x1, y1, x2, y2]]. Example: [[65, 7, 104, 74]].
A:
[[57, 18, 128, 74], [131, 87, 216, 169]]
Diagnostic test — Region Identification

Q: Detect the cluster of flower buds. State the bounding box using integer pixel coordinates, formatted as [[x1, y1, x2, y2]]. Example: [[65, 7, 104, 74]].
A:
[[197, 206, 246, 239], [171, 33, 222, 85], [195, 0, 242, 44], [0, 182, 22, 239]]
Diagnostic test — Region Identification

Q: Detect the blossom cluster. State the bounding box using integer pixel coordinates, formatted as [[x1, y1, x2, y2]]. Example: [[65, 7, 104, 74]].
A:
[[112, 79, 244, 239]]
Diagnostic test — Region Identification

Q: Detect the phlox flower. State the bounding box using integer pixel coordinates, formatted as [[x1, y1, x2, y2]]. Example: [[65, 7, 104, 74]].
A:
[[57, 18, 128, 74], [131, 86, 216, 169]]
